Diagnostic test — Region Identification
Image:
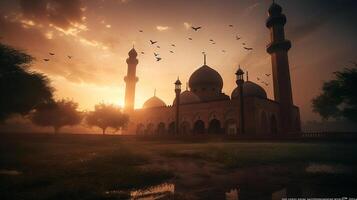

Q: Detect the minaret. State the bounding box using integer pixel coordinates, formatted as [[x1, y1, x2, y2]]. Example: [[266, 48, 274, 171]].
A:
[[124, 47, 139, 112], [266, 1, 294, 133]]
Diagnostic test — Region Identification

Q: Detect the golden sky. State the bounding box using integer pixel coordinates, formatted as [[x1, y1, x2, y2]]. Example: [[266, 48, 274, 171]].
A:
[[1, 0, 357, 121]]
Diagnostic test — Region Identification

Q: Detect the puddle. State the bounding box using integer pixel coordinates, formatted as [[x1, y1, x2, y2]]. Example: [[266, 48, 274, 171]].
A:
[[105, 182, 174, 200], [0, 169, 22, 176], [271, 188, 287, 200], [225, 188, 239, 200], [305, 163, 353, 174]]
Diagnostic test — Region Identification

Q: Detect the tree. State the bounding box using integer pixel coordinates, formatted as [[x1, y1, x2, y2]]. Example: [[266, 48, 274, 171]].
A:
[[30, 99, 82, 133], [312, 64, 357, 122], [86, 103, 129, 135], [0, 43, 53, 122]]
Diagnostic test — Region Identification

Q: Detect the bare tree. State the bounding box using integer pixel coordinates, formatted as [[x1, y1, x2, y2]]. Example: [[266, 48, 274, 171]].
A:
[[86, 103, 129, 135], [30, 99, 82, 133]]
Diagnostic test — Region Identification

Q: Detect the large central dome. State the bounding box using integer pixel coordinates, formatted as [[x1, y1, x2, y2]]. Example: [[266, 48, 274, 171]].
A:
[[189, 65, 223, 91]]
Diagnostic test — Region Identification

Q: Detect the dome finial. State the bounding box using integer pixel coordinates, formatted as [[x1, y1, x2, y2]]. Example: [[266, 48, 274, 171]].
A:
[[246, 71, 249, 81], [186, 82, 188, 91], [202, 52, 207, 65]]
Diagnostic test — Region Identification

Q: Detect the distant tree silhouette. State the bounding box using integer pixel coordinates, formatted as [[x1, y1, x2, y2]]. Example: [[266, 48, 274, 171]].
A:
[[86, 103, 129, 134], [30, 99, 82, 133], [312, 64, 357, 122], [0, 43, 53, 122]]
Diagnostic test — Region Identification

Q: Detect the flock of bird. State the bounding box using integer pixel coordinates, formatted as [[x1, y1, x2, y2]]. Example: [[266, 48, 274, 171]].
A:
[[138, 24, 254, 63], [43, 53, 72, 62], [38, 24, 270, 87]]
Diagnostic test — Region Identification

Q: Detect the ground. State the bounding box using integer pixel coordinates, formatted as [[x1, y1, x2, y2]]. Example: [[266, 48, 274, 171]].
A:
[[0, 133, 357, 200]]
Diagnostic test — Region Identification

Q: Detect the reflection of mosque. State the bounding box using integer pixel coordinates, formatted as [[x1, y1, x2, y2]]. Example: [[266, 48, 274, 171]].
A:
[[123, 2, 301, 136]]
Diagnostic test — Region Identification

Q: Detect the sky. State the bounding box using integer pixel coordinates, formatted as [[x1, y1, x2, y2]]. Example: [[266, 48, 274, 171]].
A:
[[1, 0, 357, 122]]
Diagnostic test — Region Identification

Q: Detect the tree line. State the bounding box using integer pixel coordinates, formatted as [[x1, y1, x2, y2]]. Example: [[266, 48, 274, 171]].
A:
[[0, 43, 128, 134]]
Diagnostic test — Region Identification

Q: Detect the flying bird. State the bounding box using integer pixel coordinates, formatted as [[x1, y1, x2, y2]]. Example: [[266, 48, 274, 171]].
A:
[[43, 59, 50, 61], [257, 77, 260, 81], [209, 39, 214, 42], [67, 56, 72, 59], [156, 46, 160, 48], [49, 52, 55, 56], [150, 40, 158, 45], [191, 26, 202, 31], [265, 74, 271, 77], [236, 36, 241, 40], [229, 24, 233, 27], [156, 57, 162, 61], [154, 53, 159, 57], [211, 42, 216, 45], [139, 30, 143, 32], [188, 37, 193, 40], [141, 52, 145, 54], [244, 47, 253, 51], [222, 50, 226, 53], [169, 50, 174, 53], [242, 43, 246, 45], [171, 44, 176, 47]]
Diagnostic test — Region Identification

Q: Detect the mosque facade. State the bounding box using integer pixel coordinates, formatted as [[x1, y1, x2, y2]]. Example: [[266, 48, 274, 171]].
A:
[[122, 2, 301, 136]]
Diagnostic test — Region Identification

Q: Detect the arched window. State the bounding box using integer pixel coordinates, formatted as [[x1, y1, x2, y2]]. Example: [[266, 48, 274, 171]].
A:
[[225, 119, 237, 135], [136, 124, 145, 135], [168, 122, 175, 134], [193, 120, 205, 134], [157, 122, 166, 134], [208, 119, 222, 134]]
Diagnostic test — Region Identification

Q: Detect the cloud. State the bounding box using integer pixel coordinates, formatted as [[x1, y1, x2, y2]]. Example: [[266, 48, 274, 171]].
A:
[[288, 1, 357, 42], [156, 25, 169, 31], [19, 0, 84, 30]]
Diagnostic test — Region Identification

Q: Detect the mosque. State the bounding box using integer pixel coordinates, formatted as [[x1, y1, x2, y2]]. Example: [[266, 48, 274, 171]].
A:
[[122, 2, 301, 136]]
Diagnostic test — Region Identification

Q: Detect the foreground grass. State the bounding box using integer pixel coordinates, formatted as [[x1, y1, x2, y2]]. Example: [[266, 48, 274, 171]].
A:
[[0, 134, 173, 200], [1, 134, 357, 199], [154, 142, 357, 168]]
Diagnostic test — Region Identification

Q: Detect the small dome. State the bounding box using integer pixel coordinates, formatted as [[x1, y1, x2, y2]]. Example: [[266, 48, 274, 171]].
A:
[[143, 96, 166, 108], [189, 65, 223, 90], [128, 48, 137, 57], [173, 90, 201, 105], [268, 2, 282, 16], [231, 81, 267, 99]]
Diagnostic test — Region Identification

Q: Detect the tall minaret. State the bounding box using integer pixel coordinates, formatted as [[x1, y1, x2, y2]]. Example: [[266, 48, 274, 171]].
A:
[[266, 1, 294, 133], [124, 47, 139, 112]]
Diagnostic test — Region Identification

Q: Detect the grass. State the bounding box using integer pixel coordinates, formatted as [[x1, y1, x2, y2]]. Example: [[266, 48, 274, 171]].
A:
[[0, 133, 357, 199], [156, 142, 357, 168]]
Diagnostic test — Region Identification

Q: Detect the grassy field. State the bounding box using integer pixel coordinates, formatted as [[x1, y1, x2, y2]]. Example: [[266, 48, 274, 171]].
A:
[[0, 133, 357, 200]]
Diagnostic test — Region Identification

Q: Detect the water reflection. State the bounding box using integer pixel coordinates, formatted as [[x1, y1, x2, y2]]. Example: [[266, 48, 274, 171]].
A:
[[105, 183, 174, 200], [305, 163, 352, 174], [272, 188, 287, 200], [225, 188, 239, 200], [0, 169, 22, 175]]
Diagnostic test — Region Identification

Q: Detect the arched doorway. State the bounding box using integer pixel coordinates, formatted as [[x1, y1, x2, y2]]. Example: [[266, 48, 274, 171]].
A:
[[180, 121, 190, 134], [260, 112, 268, 135], [270, 115, 278, 134], [208, 119, 222, 134], [146, 123, 154, 135], [225, 119, 237, 135], [157, 122, 166, 134], [136, 124, 145, 135], [193, 120, 205, 134], [168, 122, 175, 134]]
